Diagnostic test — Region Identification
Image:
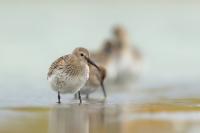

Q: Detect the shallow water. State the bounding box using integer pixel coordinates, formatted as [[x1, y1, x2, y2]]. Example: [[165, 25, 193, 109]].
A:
[[1, 85, 200, 133], [1, 100, 200, 133]]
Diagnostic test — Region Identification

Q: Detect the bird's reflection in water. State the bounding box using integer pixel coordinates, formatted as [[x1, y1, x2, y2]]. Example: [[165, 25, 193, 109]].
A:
[[48, 105, 89, 133], [48, 102, 122, 133], [48, 102, 200, 133]]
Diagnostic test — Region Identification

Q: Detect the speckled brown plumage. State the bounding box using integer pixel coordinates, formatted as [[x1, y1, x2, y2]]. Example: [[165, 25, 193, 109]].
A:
[[48, 55, 86, 78]]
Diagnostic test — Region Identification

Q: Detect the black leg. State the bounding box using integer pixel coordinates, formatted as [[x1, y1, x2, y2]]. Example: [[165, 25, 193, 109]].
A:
[[86, 94, 89, 99], [57, 91, 61, 104], [101, 81, 107, 98], [78, 91, 82, 104]]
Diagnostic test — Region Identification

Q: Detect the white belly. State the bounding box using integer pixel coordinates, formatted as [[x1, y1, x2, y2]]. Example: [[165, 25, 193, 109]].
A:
[[107, 61, 117, 79], [48, 66, 89, 94], [116, 50, 143, 81], [118, 52, 133, 71]]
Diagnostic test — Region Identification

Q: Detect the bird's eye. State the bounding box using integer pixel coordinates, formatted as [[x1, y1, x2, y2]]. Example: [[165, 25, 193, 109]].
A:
[[80, 53, 84, 56]]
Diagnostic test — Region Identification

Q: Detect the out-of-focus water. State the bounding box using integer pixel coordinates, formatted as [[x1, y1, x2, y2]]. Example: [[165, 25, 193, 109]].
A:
[[1, 84, 200, 133], [1, 97, 200, 133], [0, 1, 200, 133]]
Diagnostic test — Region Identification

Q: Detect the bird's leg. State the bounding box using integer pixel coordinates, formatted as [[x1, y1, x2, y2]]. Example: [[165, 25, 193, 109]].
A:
[[78, 91, 82, 104], [101, 81, 107, 98], [86, 94, 89, 99], [57, 91, 61, 104], [74, 93, 78, 99]]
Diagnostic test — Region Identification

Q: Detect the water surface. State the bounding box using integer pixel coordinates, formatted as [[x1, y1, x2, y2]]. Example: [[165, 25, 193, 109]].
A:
[[1, 85, 200, 133]]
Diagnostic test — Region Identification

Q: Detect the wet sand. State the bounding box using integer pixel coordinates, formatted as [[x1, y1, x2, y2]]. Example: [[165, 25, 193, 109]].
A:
[[1, 97, 200, 133]]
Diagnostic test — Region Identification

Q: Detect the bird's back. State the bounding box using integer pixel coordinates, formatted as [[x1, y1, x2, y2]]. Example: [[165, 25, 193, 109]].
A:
[[48, 54, 87, 78]]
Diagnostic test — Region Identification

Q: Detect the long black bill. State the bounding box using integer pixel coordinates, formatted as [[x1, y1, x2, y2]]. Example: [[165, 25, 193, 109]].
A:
[[85, 57, 100, 71], [100, 81, 107, 98]]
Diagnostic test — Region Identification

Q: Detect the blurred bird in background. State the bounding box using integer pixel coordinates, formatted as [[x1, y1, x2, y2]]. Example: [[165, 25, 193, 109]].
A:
[[90, 25, 143, 85], [111, 25, 143, 83], [91, 40, 118, 83]]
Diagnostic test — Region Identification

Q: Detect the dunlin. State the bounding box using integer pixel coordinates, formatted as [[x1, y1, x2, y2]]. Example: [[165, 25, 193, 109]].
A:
[[112, 26, 143, 81], [77, 65, 107, 99], [47, 47, 100, 104]]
